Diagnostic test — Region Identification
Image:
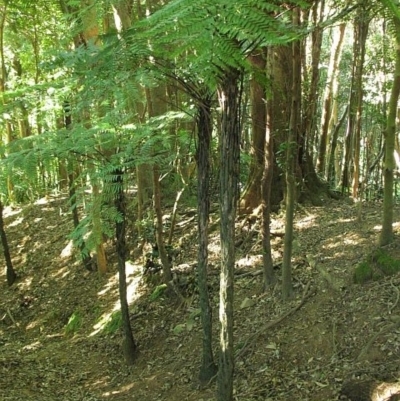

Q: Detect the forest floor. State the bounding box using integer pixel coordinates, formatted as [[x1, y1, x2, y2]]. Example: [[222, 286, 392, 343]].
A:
[[1, 195, 400, 401]]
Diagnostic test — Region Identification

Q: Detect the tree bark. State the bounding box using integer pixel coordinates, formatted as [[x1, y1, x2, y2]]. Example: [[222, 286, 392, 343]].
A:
[[114, 168, 138, 365], [196, 96, 218, 385], [241, 51, 266, 212], [0, 200, 16, 286], [318, 22, 346, 178], [282, 8, 301, 301], [380, 17, 400, 245], [304, 0, 324, 162], [340, 5, 369, 195], [261, 49, 276, 290], [217, 69, 241, 401]]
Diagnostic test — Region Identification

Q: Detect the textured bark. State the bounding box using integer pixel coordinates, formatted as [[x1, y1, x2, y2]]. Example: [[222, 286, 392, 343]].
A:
[[153, 165, 173, 283], [115, 168, 138, 365], [196, 97, 217, 385], [341, 5, 369, 194], [0, 200, 16, 286], [304, 0, 324, 161], [282, 8, 301, 301], [261, 50, 276, 290], [326, 106, 348, 186], [241, 52, 266, 212], [380, 18, 400, 246], [351, 7, 369, 199], [217, 70, 241, 401], [318, 23, 346, 177]]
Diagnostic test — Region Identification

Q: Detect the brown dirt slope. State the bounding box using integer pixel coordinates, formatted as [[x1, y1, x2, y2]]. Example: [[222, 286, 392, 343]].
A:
[[1, 196, 400, 401]]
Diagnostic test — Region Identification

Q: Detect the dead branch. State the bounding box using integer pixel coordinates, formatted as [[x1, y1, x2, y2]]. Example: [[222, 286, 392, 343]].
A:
[[235, 281, 313, 359]]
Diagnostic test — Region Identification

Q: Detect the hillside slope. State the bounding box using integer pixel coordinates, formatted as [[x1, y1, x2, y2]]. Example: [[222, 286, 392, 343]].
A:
[[1, 196, 400, 401]]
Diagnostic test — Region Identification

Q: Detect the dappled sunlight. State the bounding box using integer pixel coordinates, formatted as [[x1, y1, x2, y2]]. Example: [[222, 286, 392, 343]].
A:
[[8, 216, 24, 227], [97, 273, 118, 297], [102, 381, 137, 397], [51, 265, 71, 279], [91, 261, 143, 336], [22, 341, 42, 351], [60, 240, 74, 258], [25, 319, 41, 331], [295, 214, 318, 230]]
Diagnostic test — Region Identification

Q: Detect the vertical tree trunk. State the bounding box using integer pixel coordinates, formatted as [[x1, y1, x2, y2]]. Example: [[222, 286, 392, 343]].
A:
[[261, 49, 276, 290], [217, 69, 241, 401], [0, 200, 16, 286], [282, 8, 301, 301], [196, 96, 218, 385], [318, 23, 346, 177], [303, 0, 324, 160], [114, 168, 138, 365], [152, 165, 173, 283], [341, 5, 369, 194], [63, 101, 94, 271], [351, 7, 369, 199], [146, 80, 173, 284], [326, 106, 348, 186], [240, 51, 266, 212], [380, 17, 400, 246]]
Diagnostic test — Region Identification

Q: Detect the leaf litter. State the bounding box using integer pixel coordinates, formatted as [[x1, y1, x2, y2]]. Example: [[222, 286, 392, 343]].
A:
[[1, 197, 400, 400]]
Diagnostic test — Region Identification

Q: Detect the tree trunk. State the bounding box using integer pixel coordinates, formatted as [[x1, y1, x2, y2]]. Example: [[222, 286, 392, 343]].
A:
[[241, 52, 266, 212], [114, 168, 138, 365], [380, 17, 400, 246], [0, 200, 16, 286], [217, 69, 241, 401], [282, 8, 301, 301], [261, 49, 276, 290], [196, 96, 218, 385], [327, 105, 348, 186], [153, 165, 173, 283], [304, 0, 324, 162], [318, 22, 346, 178], [341, 5, 369, 194], [351, 7, 369, 199]]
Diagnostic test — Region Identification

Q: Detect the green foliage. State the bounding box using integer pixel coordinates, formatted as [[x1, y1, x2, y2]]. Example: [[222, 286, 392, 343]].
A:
[[353, 261, 374, 284], [101, 311, 122, 335], [64, 311, 82, 336], [150, 284, 168, 301], [173, 308, 201, 335], [372, 248, 400, 275], [354, 248, 400, 284]]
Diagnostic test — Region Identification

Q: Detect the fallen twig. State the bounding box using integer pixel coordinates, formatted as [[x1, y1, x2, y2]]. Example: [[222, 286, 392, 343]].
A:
[[235, 281, 312, 359]]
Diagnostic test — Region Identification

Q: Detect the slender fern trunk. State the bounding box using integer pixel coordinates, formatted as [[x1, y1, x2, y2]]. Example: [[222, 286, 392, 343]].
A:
[[114, 168, 138, 365], [196, 96, 218, 385], [217, 69, 241, 401]]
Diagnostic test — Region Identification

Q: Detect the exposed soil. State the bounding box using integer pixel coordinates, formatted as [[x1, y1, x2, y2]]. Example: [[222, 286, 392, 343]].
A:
[[1, 196, 400, 401]]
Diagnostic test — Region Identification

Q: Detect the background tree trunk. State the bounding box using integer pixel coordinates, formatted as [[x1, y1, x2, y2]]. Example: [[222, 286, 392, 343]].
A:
[[241, 51, 266, 212], [318, 22, 346, 178], [282, 8, 301, 301], [380, 17, 400, 245]]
